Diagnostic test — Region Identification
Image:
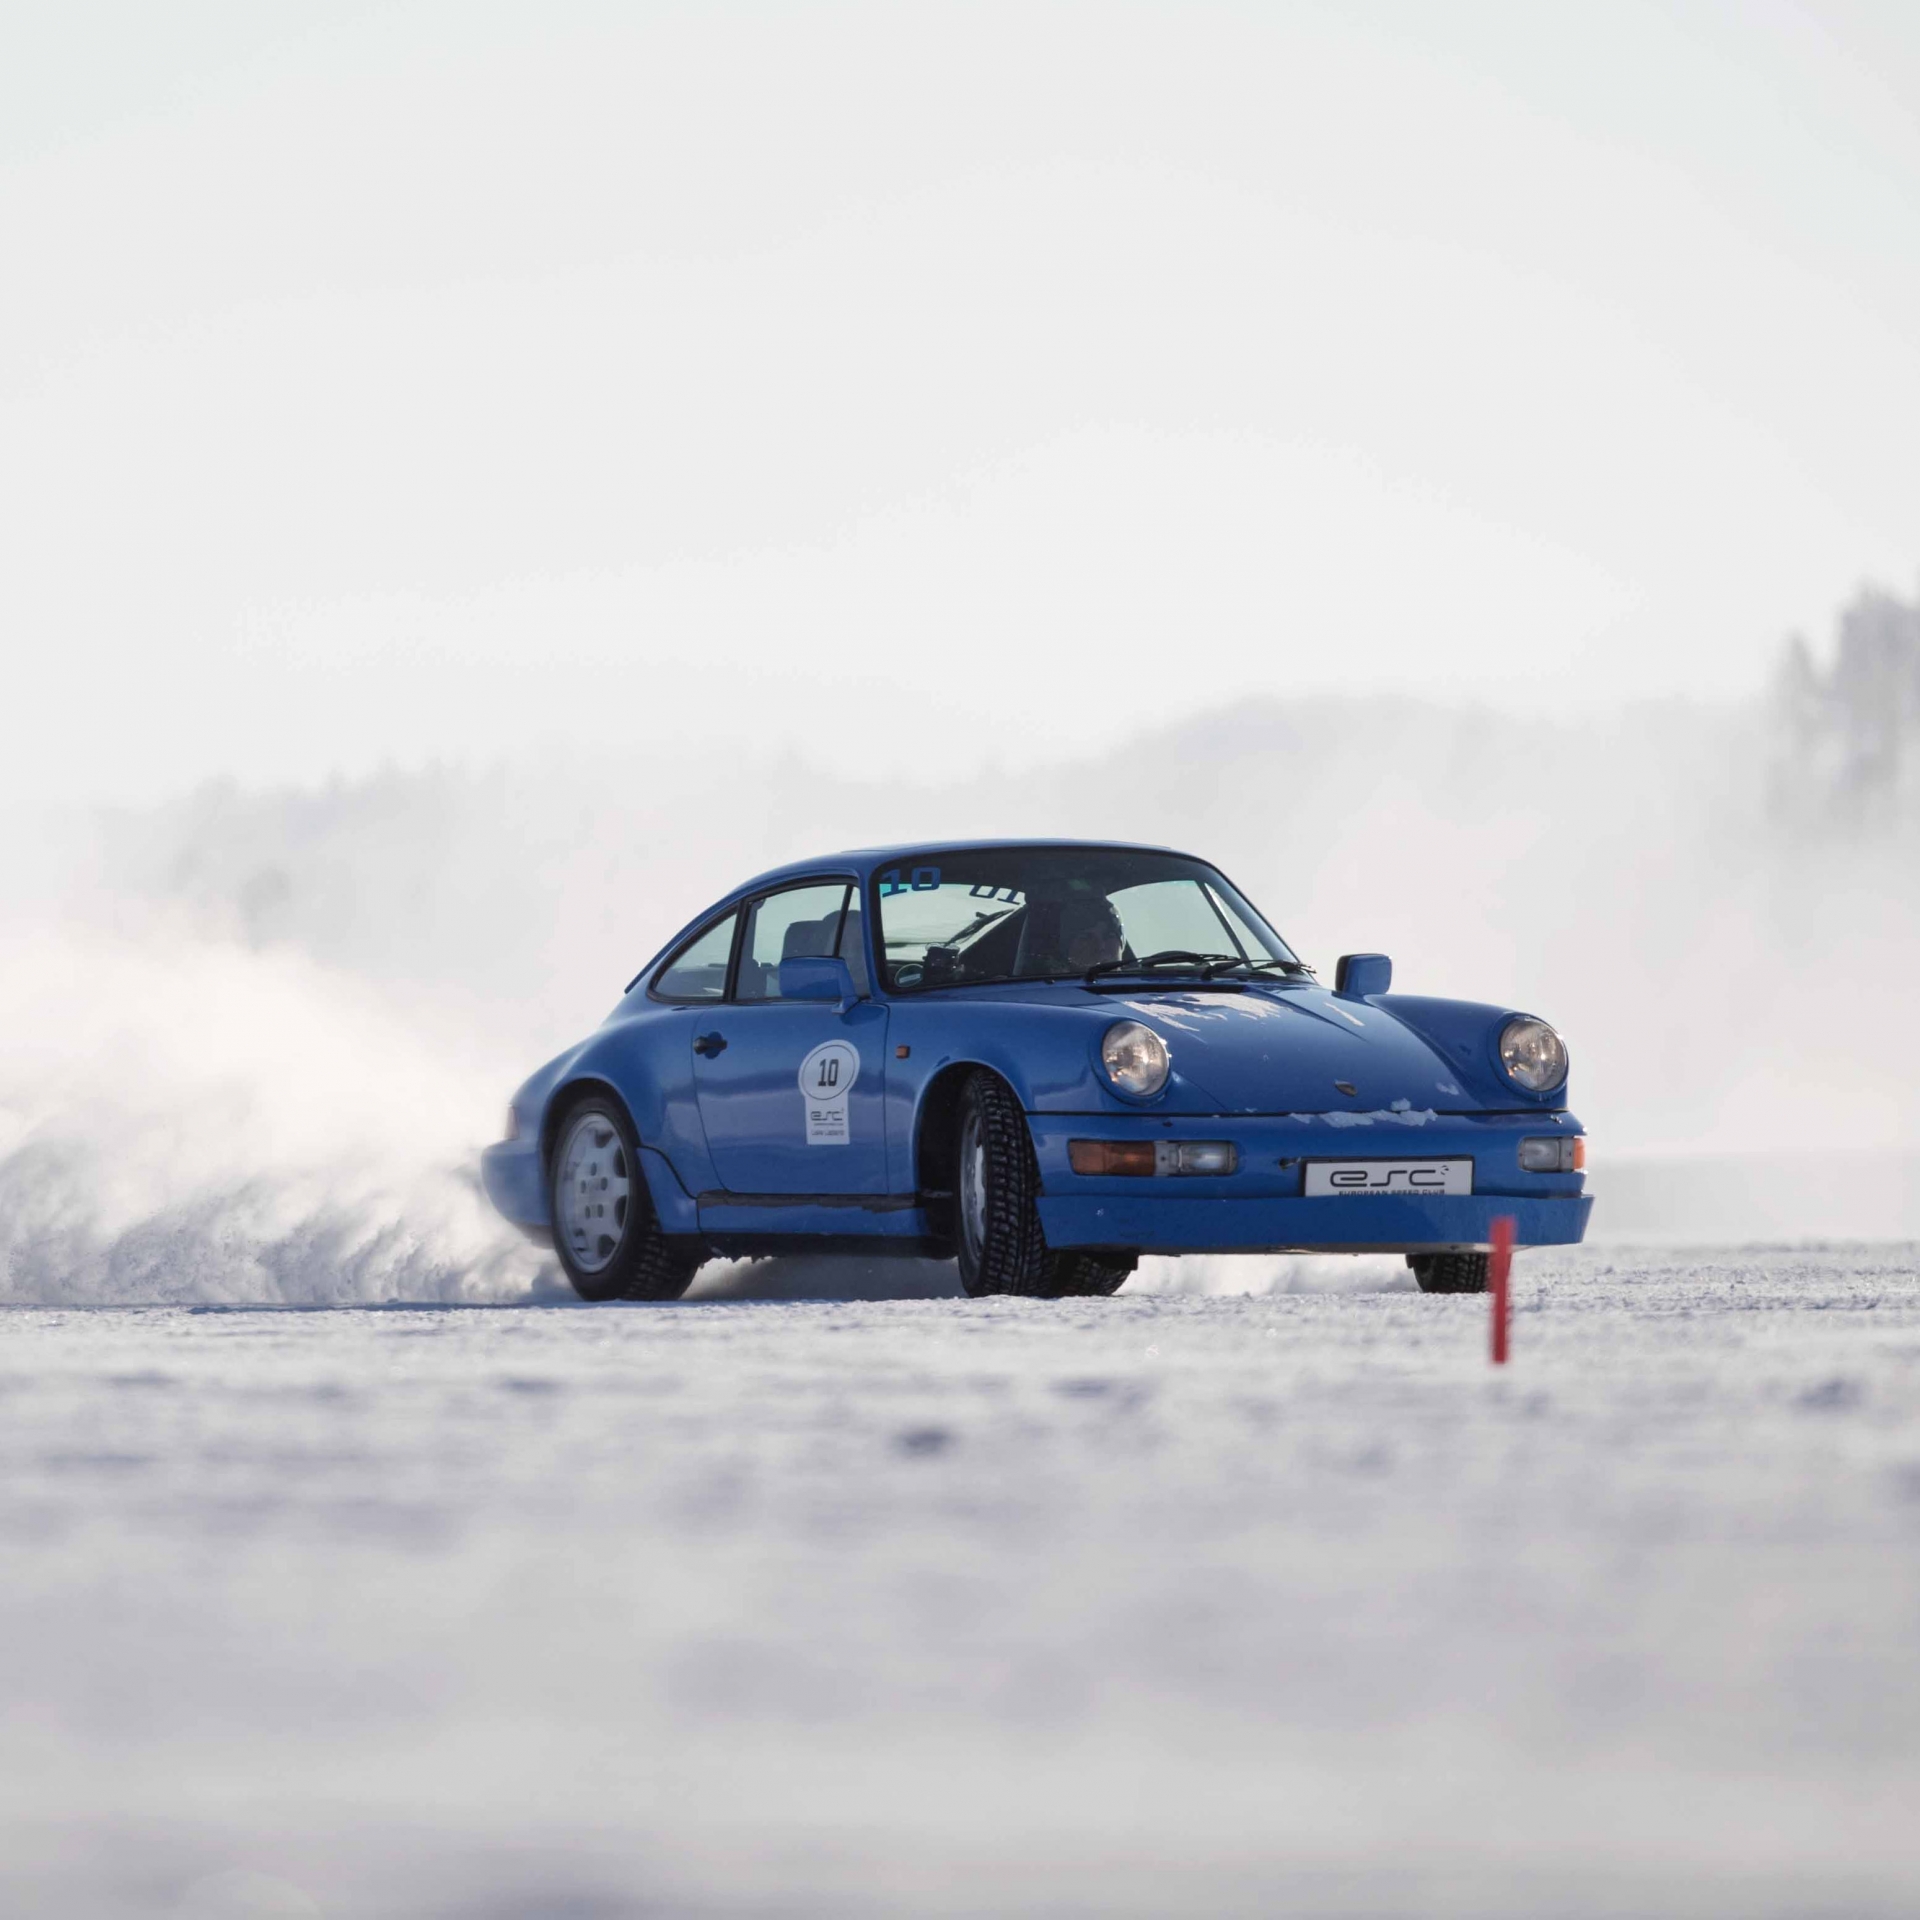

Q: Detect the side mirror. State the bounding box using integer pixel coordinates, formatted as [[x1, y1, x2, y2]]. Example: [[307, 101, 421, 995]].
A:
[[1333, 952, 1392, 999], [778, 954, 859, 1011]]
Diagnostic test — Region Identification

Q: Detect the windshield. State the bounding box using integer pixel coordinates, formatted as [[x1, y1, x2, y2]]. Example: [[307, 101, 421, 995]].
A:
[[871, 847, 1302, 994]]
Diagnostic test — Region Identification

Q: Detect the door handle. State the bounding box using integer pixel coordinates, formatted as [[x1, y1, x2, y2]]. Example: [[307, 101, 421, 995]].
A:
[[692, 1031, 728, 1057]]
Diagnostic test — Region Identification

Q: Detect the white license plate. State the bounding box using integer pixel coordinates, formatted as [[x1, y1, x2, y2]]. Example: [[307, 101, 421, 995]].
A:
[[1304, 1158, 1474, 1197]]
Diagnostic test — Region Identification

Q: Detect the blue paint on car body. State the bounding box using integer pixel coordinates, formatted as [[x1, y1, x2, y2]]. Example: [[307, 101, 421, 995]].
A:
[[480, 840, 1591, 1263]]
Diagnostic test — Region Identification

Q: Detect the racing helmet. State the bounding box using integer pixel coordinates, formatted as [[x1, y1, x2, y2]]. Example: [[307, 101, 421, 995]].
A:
[[1056, 893, 1124, 967]]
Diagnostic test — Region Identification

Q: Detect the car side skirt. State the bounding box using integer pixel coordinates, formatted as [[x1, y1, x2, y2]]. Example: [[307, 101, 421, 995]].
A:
[[672, 1231, 952, 1261], [693, 1196, 934, 1240]]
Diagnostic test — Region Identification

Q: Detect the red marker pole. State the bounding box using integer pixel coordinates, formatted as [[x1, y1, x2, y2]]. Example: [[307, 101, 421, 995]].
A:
[[1489, 1215, 1515, 1365]]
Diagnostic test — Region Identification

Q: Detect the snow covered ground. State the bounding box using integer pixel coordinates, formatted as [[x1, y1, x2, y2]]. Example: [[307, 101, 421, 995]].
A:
[[4, 1243, 1918, 1918]]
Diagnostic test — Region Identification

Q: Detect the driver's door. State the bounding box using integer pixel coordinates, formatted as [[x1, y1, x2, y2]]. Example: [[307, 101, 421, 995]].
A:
[[691, 881, 891, 1195]]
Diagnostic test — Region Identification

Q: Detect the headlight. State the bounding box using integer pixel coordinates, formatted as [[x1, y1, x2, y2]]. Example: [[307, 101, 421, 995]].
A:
[[1100, 1020, 1170, 1097], [1498, 1016, 1569, 1093]]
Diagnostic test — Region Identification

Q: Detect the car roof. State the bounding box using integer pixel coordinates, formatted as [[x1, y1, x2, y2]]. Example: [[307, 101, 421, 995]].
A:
[[727, 838, 1204, 897], [625, 839, 1235, 996]]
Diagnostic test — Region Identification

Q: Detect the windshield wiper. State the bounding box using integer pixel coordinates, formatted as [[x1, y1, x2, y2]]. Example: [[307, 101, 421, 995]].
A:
[[1084, 949, 1234, 983], [1200, 955, 1314, 980]]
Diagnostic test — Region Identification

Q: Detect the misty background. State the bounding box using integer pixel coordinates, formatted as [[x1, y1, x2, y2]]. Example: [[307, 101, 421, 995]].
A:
[[4, 1, 1920, 1301]]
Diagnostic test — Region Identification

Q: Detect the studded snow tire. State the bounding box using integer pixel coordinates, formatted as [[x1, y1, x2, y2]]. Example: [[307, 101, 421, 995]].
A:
[[549, 1094, 700, 1302], [1408, 1251, 1490, 1295], [954, 1070, 1135, 1299]]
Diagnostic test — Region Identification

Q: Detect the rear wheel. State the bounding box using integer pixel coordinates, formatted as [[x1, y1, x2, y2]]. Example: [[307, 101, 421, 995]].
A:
[[955, 1071, 1135, 1299], [550, 1096, 699, 1302], [1409, 1251, 1489, 1295]]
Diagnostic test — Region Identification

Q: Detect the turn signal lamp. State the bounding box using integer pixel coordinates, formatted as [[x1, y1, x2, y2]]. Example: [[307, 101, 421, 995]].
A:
[[1070, 1140, 1155, 1176], [1069, 1140, 1239, 1176], [1518, 1135, 1584, 1173]]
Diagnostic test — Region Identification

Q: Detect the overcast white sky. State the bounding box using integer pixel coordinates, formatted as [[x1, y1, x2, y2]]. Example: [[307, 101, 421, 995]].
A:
[[4, 0, 1919, 801]]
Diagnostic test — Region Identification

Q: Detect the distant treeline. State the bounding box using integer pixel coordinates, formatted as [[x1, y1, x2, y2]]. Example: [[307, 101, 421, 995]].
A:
[[1773, 583, 1920, 831]]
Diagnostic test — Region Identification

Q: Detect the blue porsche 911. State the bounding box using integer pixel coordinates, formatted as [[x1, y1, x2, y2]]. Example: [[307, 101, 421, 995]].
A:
[[481, 841, 1591, 1301]]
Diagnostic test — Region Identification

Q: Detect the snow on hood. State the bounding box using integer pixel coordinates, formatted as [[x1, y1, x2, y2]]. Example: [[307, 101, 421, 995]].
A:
[[1114, 987, 1481, 1113]]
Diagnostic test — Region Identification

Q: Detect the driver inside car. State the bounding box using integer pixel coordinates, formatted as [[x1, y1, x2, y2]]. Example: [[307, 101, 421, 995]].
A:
[[1056, 894, 1125, 972]]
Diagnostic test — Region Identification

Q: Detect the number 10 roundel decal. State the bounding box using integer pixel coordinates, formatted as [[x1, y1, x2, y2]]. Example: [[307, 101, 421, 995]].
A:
[[798, 1040, 860, 1146]]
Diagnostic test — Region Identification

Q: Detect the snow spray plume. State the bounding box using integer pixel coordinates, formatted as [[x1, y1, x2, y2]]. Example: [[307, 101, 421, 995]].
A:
[[5, 585, 1919, 1303]]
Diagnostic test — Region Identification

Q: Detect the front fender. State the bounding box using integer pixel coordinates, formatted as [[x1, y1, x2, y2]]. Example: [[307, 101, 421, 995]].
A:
[[1375, 995, 1568, 1110], [890, 1001, 1221, 1117]]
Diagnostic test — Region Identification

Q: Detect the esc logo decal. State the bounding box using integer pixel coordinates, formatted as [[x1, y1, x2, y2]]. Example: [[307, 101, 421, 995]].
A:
[[799, 1040, 860, 1146]]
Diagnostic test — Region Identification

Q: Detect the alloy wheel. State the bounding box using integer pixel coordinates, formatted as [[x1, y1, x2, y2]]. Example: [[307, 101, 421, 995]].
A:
[[555, 1111, 630, 1274]]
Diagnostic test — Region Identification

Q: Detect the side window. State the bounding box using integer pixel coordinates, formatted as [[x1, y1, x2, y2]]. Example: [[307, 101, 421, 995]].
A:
[[736, 884, 852, 1002], [650, 910, 738, 1002]]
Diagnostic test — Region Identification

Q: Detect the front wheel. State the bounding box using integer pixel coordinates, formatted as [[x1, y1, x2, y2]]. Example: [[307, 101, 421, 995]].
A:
[[955, 1071, 1134, 1299], [550, 1096, 699, 1302], [1408, 1251, 1489, 1295]]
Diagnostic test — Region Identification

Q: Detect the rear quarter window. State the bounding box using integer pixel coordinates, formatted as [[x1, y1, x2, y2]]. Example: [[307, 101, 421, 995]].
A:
[[650, 910, 739, 1002]]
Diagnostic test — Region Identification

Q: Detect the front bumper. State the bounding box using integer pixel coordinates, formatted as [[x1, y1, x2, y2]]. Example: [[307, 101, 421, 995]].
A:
[[1028, 1110, 1591, 1253]]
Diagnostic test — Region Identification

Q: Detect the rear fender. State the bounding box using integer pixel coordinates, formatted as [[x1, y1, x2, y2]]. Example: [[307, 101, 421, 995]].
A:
[[543, 1013, 721, 1195]]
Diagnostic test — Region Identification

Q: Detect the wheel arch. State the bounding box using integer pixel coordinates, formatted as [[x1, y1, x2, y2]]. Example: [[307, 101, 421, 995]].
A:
[[540, 1075, 634, 1170], [913, 1059, 1025, 1245]]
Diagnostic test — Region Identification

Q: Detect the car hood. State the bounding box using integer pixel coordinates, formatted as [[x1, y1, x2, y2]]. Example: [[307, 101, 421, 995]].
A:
[[1096, 985, 1484, 1114]]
